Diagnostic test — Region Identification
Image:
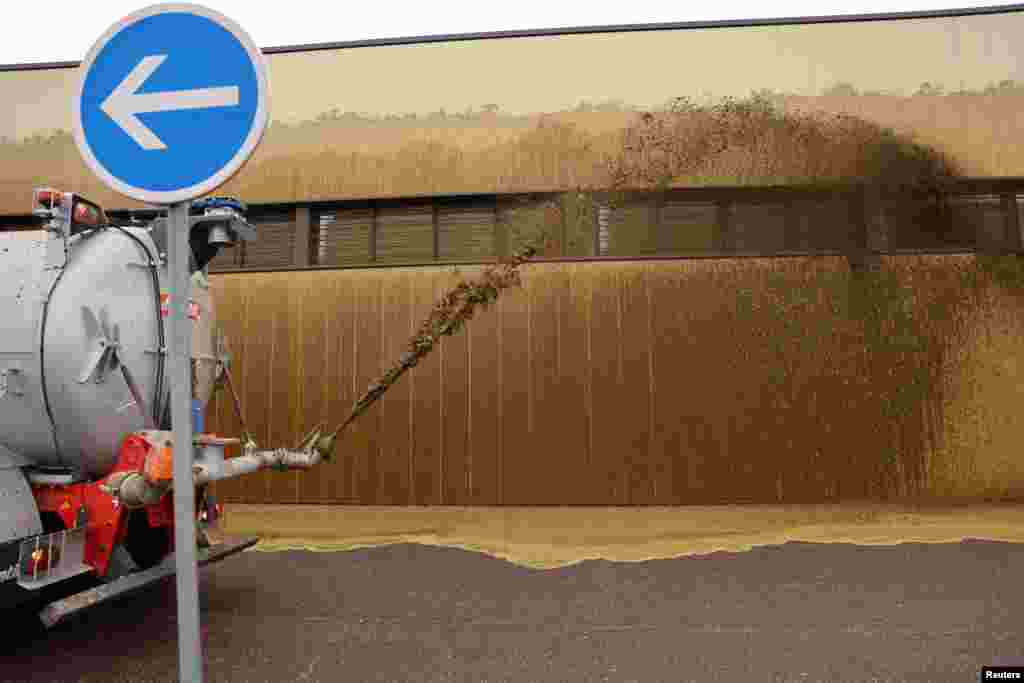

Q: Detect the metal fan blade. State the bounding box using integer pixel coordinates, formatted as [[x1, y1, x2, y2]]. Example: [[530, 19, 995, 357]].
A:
[[82, 306, 101, 343], [98, 307, 112, 342], [78, 345, 111, 384], [100, 347, 120, 382], [119, 361, 153, 429], [79, 304, 124, 384]]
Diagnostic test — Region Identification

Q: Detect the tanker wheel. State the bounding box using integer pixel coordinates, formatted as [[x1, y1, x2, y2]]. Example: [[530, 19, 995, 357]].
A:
[[38, 511, 66, 534], [121, 509, 172, 571]]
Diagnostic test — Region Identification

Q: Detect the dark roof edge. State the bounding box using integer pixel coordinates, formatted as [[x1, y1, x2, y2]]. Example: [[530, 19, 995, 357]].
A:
[[2, 3, 1022, 71]]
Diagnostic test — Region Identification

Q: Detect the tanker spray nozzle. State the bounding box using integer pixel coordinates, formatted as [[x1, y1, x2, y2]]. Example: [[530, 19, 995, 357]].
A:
[[294, 423, 324, 452]]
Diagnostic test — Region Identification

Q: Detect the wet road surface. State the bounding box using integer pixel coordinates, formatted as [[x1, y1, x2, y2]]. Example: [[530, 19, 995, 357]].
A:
[[5, 540, 1024, 682]]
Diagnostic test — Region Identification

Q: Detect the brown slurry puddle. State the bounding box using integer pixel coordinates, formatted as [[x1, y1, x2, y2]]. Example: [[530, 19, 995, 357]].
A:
[[221, 503, 1024, 569]]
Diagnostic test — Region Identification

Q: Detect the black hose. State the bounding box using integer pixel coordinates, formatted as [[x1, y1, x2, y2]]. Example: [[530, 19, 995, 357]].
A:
[[110, 225, 166, 428], [38, 259, 67, 466]]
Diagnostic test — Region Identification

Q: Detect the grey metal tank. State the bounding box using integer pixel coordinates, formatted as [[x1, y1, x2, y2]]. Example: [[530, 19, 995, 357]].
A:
[[0, 196, 226, 480]]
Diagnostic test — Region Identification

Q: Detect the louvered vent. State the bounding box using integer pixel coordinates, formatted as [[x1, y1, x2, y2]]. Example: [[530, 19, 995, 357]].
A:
[[603, 203, 655, 256], [438, 201, 495, 261], [944, 194, 1002, 251], [658, 201, 717, 253], [128, 185, 1024, 273], [498, 198, 547, 256], [375, 204, 434, 264], [243, 210, 295, 268], [784, 198, 854, 252], [317, 207, 373, 266]]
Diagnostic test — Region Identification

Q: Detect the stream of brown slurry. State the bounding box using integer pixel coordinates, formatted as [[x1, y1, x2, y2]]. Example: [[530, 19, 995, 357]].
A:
[[223, 503, 1024, 569]]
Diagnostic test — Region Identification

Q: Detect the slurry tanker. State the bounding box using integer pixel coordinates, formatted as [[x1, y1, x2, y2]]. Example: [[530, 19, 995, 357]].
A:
[[0, 188, 334, 629]]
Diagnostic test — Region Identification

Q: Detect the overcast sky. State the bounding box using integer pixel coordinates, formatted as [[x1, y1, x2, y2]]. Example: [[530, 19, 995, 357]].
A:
[[0, 0, 1019, 65]]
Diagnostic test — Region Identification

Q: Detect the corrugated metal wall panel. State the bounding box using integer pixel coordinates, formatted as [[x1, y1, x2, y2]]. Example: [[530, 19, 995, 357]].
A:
[[205, 250, 1018, 505]]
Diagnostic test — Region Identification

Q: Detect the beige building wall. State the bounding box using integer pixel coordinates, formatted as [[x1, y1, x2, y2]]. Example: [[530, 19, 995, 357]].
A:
[[1, 11, 1023, 214]]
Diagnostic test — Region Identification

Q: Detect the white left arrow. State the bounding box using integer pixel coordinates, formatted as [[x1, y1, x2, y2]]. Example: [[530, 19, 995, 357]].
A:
[[101, 55, 240, 151]]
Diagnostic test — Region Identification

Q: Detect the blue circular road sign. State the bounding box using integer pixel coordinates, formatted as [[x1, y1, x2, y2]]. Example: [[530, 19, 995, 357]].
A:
[[72, 3, 269, 205]]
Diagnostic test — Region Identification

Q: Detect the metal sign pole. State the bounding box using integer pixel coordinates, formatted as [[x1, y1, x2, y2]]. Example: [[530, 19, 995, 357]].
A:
[[73, 7, 267, 676], [168, 200, 203, 682]]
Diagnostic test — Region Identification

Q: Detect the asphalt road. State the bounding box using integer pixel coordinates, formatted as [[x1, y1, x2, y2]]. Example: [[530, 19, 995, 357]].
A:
[[4, 540, 1024, 683]]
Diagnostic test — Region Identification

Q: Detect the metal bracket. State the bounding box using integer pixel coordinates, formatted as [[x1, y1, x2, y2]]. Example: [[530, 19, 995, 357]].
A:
[[0, 365, 25, 399], [38, 536, 259, 630], [25, 469, 85, 486], [190, 214, 256, 242]]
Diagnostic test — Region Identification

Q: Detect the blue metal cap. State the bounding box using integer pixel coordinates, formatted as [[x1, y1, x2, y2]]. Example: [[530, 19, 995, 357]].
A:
[[189, 196, 248, 216]]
